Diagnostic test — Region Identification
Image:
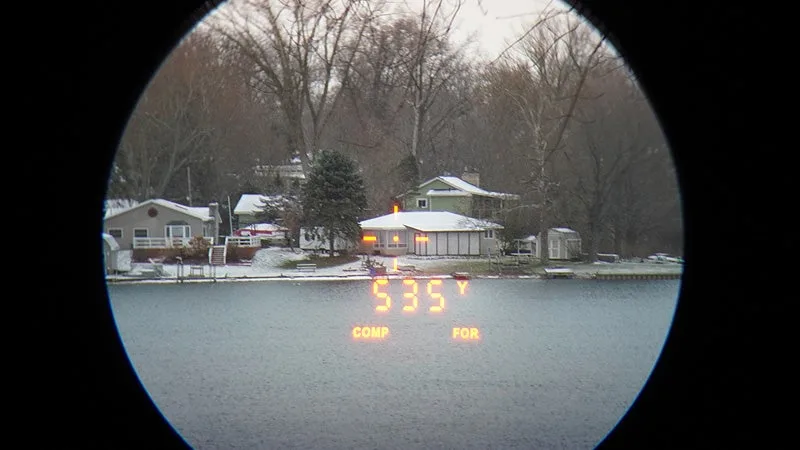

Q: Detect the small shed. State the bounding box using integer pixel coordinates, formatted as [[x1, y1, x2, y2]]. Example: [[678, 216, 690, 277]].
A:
[[102, 233, 121, 273], [511, 235, 537, 255], [536, 227, 582, 260]]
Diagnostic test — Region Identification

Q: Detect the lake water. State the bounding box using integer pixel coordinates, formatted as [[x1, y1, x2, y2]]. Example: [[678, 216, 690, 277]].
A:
[[108, 278, 680, 449]]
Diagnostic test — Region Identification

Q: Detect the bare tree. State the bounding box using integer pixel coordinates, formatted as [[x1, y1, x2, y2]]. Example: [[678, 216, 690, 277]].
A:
[[488, 11, 610, 264], [211, 0, 384, 173], [558, 65, 652, 261], [112, 32, 228, 201], [394, 0, 472, 178]]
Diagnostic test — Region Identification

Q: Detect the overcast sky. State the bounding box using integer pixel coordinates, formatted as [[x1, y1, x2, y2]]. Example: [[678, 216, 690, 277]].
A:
[[413, 0, 572, 60], [202, 0, 580, 61]]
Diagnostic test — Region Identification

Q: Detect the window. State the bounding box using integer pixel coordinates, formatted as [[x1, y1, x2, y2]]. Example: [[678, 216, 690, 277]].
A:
[[416, 198, 428, 208], [108, 228, 123, 239], [133, 228, 149, 238], [484, 229, 494, 239], [165, 225, 191, 238], [387, 231, 407, 248]]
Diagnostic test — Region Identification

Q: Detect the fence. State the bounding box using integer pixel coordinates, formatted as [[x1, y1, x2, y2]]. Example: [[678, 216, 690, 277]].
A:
[[225, 236, 262, 247], [133, 236, 214, 249]]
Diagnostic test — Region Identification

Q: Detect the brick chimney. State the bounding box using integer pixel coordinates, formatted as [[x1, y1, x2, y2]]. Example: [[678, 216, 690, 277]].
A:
[[461, 171, 480, 188], [208, 202, 220, 244]]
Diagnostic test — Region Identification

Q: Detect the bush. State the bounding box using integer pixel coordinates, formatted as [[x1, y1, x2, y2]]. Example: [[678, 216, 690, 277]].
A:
[[226, 243, 241, 262], [188, 235, 211, 259]]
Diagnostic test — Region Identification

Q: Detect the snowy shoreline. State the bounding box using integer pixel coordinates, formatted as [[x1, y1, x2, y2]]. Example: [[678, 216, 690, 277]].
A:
[[105, 248, 682, 285], [106, 271, 681, 285]]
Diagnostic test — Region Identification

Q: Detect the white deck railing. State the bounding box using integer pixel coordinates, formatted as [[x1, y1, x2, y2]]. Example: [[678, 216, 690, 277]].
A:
[[225, 236, 262, 247], [133, 236, 214, 249]]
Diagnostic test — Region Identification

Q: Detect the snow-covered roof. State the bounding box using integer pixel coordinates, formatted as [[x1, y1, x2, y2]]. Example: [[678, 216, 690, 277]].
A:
[[360, 211, 502, 232], [103, 199, 217, 222], [522, 235, 537, 242], [234, 194, 285, 215], [437, 176, 489, 195], [426, 189, 471, 197], [104, 199, 140, 218], [411, 176, 520, 200], [551, 227, 577, 234]]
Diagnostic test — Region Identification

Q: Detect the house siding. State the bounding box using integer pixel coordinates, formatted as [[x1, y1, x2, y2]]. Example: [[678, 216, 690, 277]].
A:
[[104, 206, 207, 250], [429, 196, 471, 214], [400, 178, 519, 218]]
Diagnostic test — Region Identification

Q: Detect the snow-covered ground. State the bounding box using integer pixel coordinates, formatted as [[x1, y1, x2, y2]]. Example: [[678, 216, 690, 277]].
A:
[[108, 248, 682, 283]]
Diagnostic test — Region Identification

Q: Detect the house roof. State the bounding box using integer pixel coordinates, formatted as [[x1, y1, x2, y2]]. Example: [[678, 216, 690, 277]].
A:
[[234, 194, 285, 215], [103, 198, 219, 222], [399, 176, 520, 200], [360, 211, 502, 233], [104, 199, 140, 218], [426, 189, 471, 197], [550, 227, 577, 234]]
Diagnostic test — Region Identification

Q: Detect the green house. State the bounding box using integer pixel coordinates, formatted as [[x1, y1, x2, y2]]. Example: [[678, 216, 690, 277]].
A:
[[396, 174, 520, 219]]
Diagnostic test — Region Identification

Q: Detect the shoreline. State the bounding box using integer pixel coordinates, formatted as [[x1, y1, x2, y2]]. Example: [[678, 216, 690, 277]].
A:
[[106, 270, 683, 285]]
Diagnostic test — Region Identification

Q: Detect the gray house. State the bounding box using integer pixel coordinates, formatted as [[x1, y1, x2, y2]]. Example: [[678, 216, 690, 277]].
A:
[[103, 199, 222, 250]]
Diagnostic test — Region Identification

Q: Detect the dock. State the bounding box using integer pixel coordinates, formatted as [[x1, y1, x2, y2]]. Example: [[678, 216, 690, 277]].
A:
[[593, 272, 681, 280], [543, 267, 575, 279]]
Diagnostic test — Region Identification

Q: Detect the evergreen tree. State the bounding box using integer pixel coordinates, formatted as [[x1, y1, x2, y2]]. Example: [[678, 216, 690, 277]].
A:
[[396, 153, 420, 194], [302, 150, 367, 256]]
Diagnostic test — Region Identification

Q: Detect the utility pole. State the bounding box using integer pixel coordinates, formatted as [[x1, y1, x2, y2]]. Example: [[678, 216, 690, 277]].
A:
[[186, 167, 192, 206], [227, 195, 234, 235]]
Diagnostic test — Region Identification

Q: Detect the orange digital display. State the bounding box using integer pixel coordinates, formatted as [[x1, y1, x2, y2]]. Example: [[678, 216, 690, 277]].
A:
[[427, 279, 445, 313], [362, 280, 477, 341], [452, 327, 480, 340], [402, 279, 419, 312], [371, 278, 453, 313], [353, 326, 389, 339], [373, 278, 391, 312], [362, 235, 377, 242]]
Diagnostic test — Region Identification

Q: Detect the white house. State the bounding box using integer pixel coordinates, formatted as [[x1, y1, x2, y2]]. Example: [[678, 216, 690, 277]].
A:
[[233, 194, 286, 227], [359, 211, 503, 256]]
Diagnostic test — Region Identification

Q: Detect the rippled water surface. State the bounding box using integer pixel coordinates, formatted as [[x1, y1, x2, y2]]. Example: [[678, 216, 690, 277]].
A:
[[108, 278, 679, 449]]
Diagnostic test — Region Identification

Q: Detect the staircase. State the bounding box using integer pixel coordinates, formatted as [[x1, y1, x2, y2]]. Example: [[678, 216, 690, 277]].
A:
[[208, 245, 227, 266]]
